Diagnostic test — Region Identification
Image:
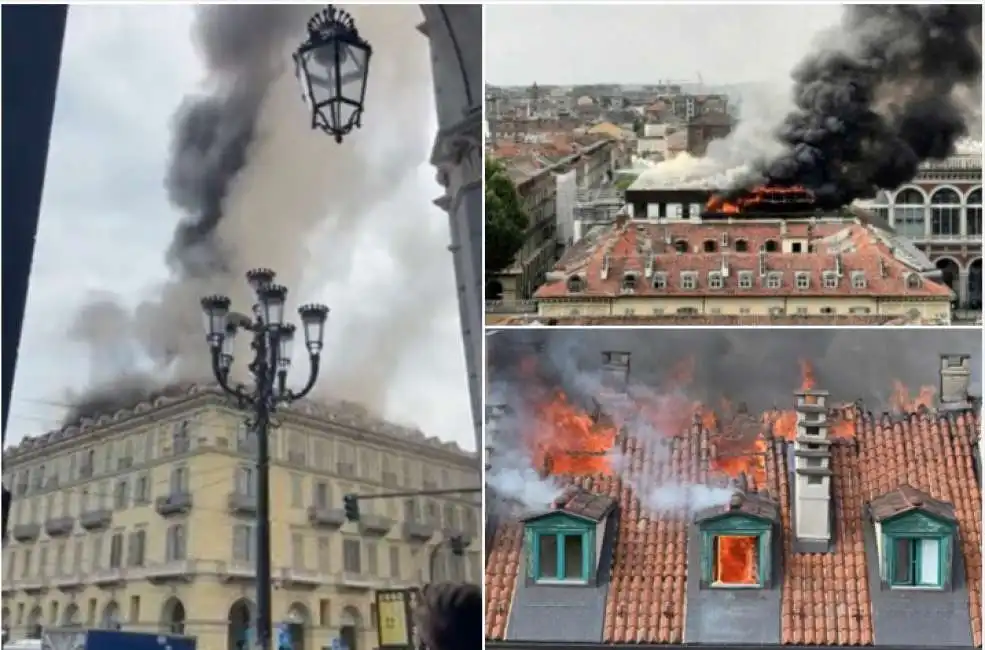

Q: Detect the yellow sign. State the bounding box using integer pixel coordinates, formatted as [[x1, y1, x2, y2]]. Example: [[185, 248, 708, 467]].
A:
[[376, 591, 411, 648]]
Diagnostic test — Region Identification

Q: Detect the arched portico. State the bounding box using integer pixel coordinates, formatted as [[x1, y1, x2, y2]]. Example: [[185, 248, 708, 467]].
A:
[[161, 597, 187, 635], [340, 605, 362, 650], [284, 603, 311, 650], [227, 598, 255, 650]]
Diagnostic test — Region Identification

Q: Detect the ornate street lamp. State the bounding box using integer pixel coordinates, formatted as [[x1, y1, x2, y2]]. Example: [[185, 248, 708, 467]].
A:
[[200, 268, 329, 650], [293, 5, 372, 143]]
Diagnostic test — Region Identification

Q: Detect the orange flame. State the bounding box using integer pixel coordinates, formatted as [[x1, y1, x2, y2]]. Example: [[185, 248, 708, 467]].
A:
[[705, 185, 814, 214], [716, 536, 759, 585], [528, 391, 616, 476], [890, 381, 935, 413]]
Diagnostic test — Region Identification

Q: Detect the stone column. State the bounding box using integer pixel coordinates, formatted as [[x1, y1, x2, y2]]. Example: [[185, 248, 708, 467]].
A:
[[958, 269, 970, 308], [419, 5, 482, 453]]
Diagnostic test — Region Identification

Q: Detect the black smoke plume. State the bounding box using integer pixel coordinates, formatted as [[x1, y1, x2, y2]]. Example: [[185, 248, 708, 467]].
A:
[[753, 5, 982, 208], [64, 7, 309, 424], [488, 329, 982, 415]]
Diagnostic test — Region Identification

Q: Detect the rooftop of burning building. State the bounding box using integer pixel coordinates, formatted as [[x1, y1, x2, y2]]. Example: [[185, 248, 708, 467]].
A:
[[534, 204, 950, 301], [487, 313, 932, 327], [485, 369, 982, 648], [1, 382, 474, 465]]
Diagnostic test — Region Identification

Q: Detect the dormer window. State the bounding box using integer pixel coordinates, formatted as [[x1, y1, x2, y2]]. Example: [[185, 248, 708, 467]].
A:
[[703, 240, 718, 253], [906, 273, 923, 289], [869, 485, 957, 591], [737, 271, 753, 289], [567, 275, 585, 293], [763, 239, 779, 253], [707, 272, 723, 289], [621, 273, 637, 292], [521, 489, 616, 587], [766, 272, 782, 289], [851, 271, 867, 289], [822, 271, 838, 289], [695, 491, 779, 590], [795, 272, 811, 289], [734, 239, 749, 252], [680, 272, 697, 290], [673, 240, 689, 253], [653, 272, 667, 289]]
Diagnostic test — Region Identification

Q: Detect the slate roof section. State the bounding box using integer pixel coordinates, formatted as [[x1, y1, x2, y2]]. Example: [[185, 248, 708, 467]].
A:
[[694, 488, 780, 523], [485, 406, 982, 646], [869, 484, 957, 523]]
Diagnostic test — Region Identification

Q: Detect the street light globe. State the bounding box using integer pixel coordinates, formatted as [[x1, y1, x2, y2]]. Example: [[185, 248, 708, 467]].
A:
[[293, 5, 372, 143]]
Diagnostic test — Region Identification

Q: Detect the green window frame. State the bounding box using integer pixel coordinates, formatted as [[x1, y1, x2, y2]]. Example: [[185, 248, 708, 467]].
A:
[[532, 531, 590, 583], [880, 510, 954, 591], [698, 514, 772, 589], [885, 534, 948, 588]]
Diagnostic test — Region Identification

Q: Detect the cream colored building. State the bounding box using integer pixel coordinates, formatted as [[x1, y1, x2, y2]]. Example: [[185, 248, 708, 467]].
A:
[[1, 384, 480, 650]]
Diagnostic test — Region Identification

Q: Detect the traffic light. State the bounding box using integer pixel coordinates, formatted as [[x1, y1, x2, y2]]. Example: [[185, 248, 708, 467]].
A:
[[343, 494, 360, 522], [448, 535, 465, 556]]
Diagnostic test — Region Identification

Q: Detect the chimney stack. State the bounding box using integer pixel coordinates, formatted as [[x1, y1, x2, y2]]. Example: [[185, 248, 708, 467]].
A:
[[939, 354, 972, 411], [792, 389, 833, 549], [601, 351, 631, 391]]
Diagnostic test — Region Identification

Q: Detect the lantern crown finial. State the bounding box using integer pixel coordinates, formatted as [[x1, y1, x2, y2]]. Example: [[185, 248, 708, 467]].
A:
[[307, 6, 359, 41]]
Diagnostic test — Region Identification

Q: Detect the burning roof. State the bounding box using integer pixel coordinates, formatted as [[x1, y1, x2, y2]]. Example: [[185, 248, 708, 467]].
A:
[[486, 354, 982, 647], [704, 185, 818, 216]]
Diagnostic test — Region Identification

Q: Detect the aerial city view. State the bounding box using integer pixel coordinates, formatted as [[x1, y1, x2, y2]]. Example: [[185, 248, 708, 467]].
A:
[[2, 5, 481, 650], [484, 4, 983, 326], [485, 328, 982, 648]]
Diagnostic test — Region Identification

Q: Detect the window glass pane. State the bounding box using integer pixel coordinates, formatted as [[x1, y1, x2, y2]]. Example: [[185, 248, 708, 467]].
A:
[[563, 535, 583, 579], [716, 535, 758, 585], [893, 537, 913, 584], [918, 538, 940, 585], [538, 534, 558, 578]]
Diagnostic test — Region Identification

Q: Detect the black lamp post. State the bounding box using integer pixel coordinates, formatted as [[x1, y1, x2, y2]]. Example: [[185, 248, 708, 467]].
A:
[[293, 5, 372, 143], [200, 268, 329, 650]]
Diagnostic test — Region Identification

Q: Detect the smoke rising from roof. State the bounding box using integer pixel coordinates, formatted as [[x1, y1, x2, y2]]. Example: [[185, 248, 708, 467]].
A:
[[641, 5, 982, 203], [65, 6, 450, 427], [486, 329, 981, 515]]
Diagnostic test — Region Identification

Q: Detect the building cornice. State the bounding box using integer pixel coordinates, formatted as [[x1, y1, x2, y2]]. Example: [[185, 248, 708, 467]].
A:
[[3, 383, 475, 468]]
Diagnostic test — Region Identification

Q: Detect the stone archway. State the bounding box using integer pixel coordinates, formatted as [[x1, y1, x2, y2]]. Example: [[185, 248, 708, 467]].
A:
[[968, 259, 982, 310], [340, 606, 362, 650], [228, 598, 255, 650], [26, 605, 43, 639], [62, 603, 82, 627], [101, 601, 121, 630], [935, 258, 962, 305], [161, 597, 187, 636], [284, 603, 310, 650]]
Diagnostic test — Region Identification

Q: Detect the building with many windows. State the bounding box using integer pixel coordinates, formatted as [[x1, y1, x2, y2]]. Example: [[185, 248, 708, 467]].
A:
[[1, 384, 480, 650], [856, 153, 982, 311]]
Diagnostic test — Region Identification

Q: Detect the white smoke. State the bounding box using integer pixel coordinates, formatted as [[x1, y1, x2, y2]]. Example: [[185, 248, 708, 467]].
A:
[[486, 341, 735, 518]]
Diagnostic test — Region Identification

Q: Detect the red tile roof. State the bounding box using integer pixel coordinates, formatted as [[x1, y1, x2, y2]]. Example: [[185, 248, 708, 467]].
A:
[[485, 408, 982, 646], [488, 315, 902, 326], [534, 219, 950, 300]]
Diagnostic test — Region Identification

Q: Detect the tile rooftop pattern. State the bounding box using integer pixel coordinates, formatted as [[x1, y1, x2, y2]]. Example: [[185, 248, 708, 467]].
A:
[[485, 407, 982, 646], [486, 315, 904, 326], [534, 220, 950, 301]]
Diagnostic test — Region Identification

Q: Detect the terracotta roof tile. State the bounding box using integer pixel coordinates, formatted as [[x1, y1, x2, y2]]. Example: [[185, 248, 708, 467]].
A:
[[536, 220, 950, 300], [485, 408, 982, 646]]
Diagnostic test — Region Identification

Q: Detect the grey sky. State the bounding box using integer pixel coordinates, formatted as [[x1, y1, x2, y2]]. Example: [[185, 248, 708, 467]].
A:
[[486, 3, 843, 86], [6, 5, 474, 451]]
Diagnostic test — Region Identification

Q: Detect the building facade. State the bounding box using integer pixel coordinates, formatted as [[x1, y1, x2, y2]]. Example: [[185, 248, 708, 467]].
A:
[[531, 214, 954, 324], [855, 153, 982, 311], [1, 385, 481, 650], [487, 139, 631, 303]]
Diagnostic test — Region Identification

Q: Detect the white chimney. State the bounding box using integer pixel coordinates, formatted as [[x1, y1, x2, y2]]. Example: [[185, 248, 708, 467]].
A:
[[792, 389, 833, 546], [939, 354, 972, 409], [601, 350, 631, 392], [644, 254, 655, 279], [600, 254, 611, 280]]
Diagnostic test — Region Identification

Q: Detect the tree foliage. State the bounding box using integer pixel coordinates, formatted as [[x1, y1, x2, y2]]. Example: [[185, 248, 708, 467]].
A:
[[485, 158, 528, 274]]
